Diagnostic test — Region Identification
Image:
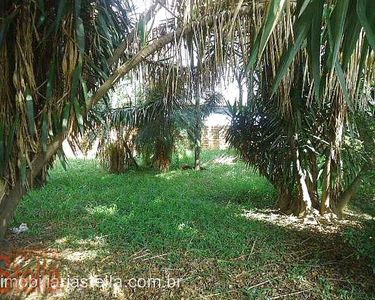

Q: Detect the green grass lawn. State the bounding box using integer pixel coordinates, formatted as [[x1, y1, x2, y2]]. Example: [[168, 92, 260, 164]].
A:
[[6, 151, 375, 299]]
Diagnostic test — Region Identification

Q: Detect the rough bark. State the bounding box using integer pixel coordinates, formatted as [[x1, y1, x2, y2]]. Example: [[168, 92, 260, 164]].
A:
[[278, 190, 305, 216], [306, 153, 320, 209], [33, 168, 49, 189], [234, 72, 244, 104], [0, 135, 63, 237], [322, 112, 345, 214], [321, 150, 333, 214], [159, 162, 170, 173], [142, 146, 153, 167], [291, 134, 313, 215], [124, 142, 138, 168], [0, 182, 24, 238], [194, 91, 202, 171], [109, 146, 126, 174], [247, 71, 255, 106], [0, 179, 5, 204], [194, 146, 201, 171], [277, 187, 294, 213], [155, 138, 171, 173], [335, 167, 367, 218]]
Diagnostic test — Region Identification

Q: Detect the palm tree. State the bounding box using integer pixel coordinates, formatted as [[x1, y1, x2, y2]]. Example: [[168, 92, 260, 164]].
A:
[[95, 74, 223, 173], [227, 0, 375, 217], [0, 0, 134, 236], [226, 79, 375, 216]]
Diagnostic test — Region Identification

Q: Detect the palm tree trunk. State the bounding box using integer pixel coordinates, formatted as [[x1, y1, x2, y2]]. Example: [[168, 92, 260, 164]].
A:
[[194, 146, 201, 171], [33, 168, 49, 188], [234, 72, 244, 104], [247, 71, 254, 106], [290, 134, 313, 215], [0, 179, 5, 204], [194, 92, 202, 171], [307, 153, 320, 209], [277, 187, 294, 213], [0, 135, 63, 237], [321, 108, 345, 214], [320, 152, 333, 214], [335, 165, 368, 218], [0, 182, 25, 238], [296, 161, 313, 214]]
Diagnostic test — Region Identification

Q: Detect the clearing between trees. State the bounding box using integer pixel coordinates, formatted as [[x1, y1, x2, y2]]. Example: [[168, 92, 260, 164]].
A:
[[4, 151, 375, 300]]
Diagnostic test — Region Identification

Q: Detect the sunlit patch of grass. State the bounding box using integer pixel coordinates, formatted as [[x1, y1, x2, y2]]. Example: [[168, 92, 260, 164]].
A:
[[8, 150, 375, 299], [13, 151, 277, 257], [86, 204, 118, 217]]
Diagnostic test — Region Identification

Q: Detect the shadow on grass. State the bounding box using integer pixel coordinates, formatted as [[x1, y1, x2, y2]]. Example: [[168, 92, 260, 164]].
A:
[[3, 157, 375, 299]]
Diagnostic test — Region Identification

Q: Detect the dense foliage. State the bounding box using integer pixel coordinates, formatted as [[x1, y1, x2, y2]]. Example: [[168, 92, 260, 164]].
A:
[[226, 0, 375, 217]]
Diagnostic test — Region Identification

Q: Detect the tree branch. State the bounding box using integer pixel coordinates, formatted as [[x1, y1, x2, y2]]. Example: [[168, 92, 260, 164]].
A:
[[0, 4, 253, 238], [107, 0, 166, 68]]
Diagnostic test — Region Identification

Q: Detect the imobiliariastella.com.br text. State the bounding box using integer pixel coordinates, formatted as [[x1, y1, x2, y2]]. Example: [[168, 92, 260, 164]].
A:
[[0, 253, 182, 295]]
